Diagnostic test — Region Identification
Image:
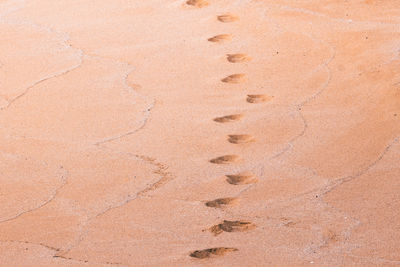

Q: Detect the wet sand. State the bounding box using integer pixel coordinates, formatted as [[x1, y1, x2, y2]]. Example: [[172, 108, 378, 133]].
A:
[[0, 0, 400, 266]]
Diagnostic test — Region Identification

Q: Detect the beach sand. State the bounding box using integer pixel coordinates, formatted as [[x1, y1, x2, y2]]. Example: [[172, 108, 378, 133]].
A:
[[0, 0, 399, 266]]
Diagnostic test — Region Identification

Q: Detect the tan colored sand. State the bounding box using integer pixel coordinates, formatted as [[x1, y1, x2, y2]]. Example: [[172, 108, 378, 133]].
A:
[[0, 0, 399, 266]]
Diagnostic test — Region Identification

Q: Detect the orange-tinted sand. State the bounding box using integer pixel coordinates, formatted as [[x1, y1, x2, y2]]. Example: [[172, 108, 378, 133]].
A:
[[0, 0, 400, 266]]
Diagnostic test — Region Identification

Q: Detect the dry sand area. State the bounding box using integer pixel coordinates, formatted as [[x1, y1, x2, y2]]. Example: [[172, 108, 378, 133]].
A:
[[0, 0, 400, 266]]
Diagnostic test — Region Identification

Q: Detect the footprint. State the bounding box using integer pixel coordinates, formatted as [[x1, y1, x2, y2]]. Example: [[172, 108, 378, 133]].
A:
[[210, 155, 240, 164], [221, 74, 246, 84], [205, 197, 238, 208], [214, 114, 243, 123], [186, 0, 209, 7], [209, 220, 256, 235], [190, 247, 238, 259], [227, 54, 251, 63], [226, 171, 258, 185], [218, 14, 239, 23], [228, 134, 255, 144], [208, 34, 232, 43], [246, 94, 273, 103]]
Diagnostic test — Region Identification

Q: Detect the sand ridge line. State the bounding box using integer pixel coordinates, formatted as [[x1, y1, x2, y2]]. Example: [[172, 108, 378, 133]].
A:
[[53, 149, 174, 260], [271, 2, 400, 26], [0, 240, 60, 253], [266, 27, 336, 161], [2, 16, 156, 146], [0, 0, 26, 19], [238, 137, 400, 259], [94, 100, 156, 146], [53, 254, 122, 266], [0, 166, 69, 224], [319, 136, 400, 200], [0, 20, 83, 111], [0, 241, 115, 265]]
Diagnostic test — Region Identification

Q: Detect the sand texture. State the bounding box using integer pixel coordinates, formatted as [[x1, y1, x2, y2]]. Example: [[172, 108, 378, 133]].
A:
[[1, 0, 400, 266]]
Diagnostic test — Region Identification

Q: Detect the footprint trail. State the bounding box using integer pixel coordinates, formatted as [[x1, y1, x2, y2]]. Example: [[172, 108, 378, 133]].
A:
[[227, 54, 251, 63], [186, 0, 209, 8], [210, 155, 241, 164], [218, 14, 239, 23], [226, 171, 258, 185], [208, 34, 232, 43], [246, 94, 273, 103], [228, 134, 255, 144], [190, 248, 238, 259], [209, 220, 256, 235], [221, 74, 246, 84], [205, 197, 239, 208], [214, 114, 244, 123]]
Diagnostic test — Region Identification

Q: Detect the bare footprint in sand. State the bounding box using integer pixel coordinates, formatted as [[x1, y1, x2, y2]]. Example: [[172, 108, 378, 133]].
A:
[[246, 94, 273, 103], [227, 54, 251, 63], [205, 197, 238, 208], [208, 34, 232, 43], [226, 171, 258, 185], [221, 74, 246, 84], [214, 114, 243, 123], [190, 248, 238, 259], [210, 155, 240, 164], [228, 134, 255, 144], [218, 14, 239, 23], [186, 0, 209, 7], [209, 220, 256, 235]]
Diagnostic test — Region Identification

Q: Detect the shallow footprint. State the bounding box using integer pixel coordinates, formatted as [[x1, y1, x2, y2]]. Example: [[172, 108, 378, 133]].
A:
[[205, 197, 238, 208], [246, 94, 273, 103], [214, 114, 243, 123], [218, 14, 239, 23], [210, 155, 240, 164], [227, 54, 251, 63], [209, 220, 256, 235], [208, 34, 232, 43], [186, 0, 209, 7], [228, 134, 255, 144], [226, 171, 258, 185], [221, 74, 246, 84], [190, 247, 238, 259]]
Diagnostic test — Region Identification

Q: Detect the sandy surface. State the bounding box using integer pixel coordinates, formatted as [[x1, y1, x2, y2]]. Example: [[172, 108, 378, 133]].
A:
[[0, 0, 400, 266]]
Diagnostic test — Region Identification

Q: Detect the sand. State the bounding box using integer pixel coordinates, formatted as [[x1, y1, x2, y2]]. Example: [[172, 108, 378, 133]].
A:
[[0, 0, 399, 266]]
